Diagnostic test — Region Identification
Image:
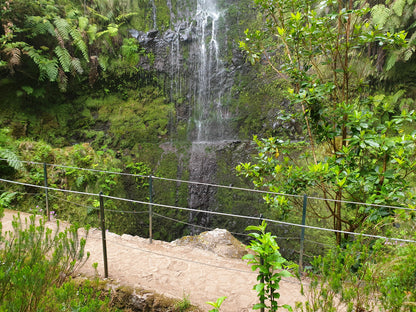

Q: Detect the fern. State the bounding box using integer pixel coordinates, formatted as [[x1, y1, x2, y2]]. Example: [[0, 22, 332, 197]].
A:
[[53, 17, 71, 41], [0, 192, 17, 209], [0, 149, 23, 170], [87, 24, 98, 44], [98, 55, 109, 71], [385, 52, 398, 71], [58, 68, 68, 92], [78, 16, 89, 32], [115, 12, 139, 22], [71, 57, 83, 74], [392, 0, 406, 17], [371, 5, 391, 28], [54, 46, 71, 72], [28, 16, 55, 36], [87, 7, 110, 22], [39, 59, 59, 82], [23, 46, 44, 65], [69, 28, 89, 62], [97, 23, 119, 38]]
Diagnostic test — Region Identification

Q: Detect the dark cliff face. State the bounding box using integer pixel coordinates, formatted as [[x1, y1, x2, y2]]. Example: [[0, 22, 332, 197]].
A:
[[131, 0, 250, 233], [132, 0, 248, 143]]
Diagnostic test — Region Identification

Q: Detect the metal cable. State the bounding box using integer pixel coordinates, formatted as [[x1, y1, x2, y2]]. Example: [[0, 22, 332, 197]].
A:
[[49, 194, 148, 214], [153, 212, 251, 238], [1, 178, 415, 244], [3, 158, 415, 212]]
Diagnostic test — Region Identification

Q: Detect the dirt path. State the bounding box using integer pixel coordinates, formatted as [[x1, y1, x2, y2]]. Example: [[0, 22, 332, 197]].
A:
[[1, 210, 306, 311]]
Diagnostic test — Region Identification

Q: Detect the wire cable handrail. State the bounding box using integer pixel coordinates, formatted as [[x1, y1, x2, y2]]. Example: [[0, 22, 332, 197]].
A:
[[1, 177, 415, 244], [1, 157, 415, 212]]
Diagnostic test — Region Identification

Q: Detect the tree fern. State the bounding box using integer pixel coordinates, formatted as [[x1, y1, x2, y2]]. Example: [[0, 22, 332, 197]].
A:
[[0, 149, 23, 170]]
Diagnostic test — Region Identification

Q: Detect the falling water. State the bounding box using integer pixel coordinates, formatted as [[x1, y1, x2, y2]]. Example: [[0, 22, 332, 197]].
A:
[[194, 0, 229, 142], [151, 0, 157, 29], [186, 0, 234, 232], [138, 0, 236, 232]]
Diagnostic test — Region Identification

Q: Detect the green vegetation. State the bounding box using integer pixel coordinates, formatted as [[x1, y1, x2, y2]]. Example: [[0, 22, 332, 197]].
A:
[[0, 206, 108, 311], [238, 0, 416, 245], [1, 0, 416, 310], [207, 296, 227, 312], [244, 221, 294, 311], [237, 0, 416, 310]]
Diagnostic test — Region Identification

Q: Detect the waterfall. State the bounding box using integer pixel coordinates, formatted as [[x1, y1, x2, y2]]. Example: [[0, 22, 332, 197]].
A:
[[150, 0, 157, 29], [194, 0, 229, 142], [135, 0, 238, 233], [186, 0, 235, 233]]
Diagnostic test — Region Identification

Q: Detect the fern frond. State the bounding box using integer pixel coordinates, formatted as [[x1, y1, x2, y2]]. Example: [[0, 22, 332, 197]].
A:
[[24, 46, 58, 81], [54, 46, 72, 72], [54, 28, 65, 48], [0, 149, 23, 170], [87, 24, 98, 44], [392, 0, 406, 16], [69, 28, 89, 62], [28, 16, 55, 36], [53, 17, 71, 41], [23, 46, 45, 67], [5, 47, 21, 73], [371, 5, 391, 28], [58, 68, 68, 92], [78, 16, 89, 32], [86, 6, 110, 22], [0, 192, 18, 209], [39, 59, 59, 82], [385, 51, 398, 71], [115, 12, 139, 23], [98, 55, 108, 71], [71, 57, 83, 74], [97, 23, 119, 38]]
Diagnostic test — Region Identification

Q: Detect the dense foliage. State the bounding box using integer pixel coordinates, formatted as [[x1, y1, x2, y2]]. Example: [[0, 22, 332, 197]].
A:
[[238, 0, 416, 244], [0, 207, 111, 311]]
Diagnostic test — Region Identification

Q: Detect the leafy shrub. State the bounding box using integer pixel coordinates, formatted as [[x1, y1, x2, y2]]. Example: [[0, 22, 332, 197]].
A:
[[244, 221, 294, 311], [0, 208, 90, 311]]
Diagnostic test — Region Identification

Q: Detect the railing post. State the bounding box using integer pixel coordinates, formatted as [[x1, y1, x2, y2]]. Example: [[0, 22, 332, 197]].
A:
[[43, 163, 50, 221], [99, 192, 109, 278], [148, 174, 153, 244], [259, 214, 264, 312], [299, 194, 308, 274]]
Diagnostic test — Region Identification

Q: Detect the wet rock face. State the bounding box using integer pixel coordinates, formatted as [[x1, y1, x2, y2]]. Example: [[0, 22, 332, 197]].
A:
[[132, 1, 250, 234], [172, 228, 247, 259]]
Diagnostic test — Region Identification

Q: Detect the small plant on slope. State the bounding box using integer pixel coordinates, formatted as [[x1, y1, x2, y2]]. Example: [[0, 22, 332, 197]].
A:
[[207, 296, 227, 312], [243, 221, 294, 311]]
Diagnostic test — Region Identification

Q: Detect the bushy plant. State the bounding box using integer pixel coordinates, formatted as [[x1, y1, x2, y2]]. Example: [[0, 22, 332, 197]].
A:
[[298, 236, 416, 312], [0, 208, 90, 311]]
